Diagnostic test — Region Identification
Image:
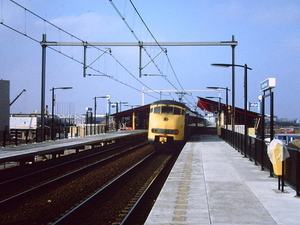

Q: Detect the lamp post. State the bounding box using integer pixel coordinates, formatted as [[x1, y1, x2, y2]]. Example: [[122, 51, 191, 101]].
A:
[[211, 63, 252, 156], [206, 97, 221, 111], [51, 87, 73, 140], [207, 87, 230, 128], [110, 101, 129, 114], [109, 101, 128, 131], [93, 96, 110, 124], [206, 96, 222, 126], [118, 101, 129, 113], [124, 105, 141, 130]]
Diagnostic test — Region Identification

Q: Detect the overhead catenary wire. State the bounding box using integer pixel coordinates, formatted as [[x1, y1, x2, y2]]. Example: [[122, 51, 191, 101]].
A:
[[2, 0, 159, 99], [110, 1, 171, 81], [4, 1, 199, 108], [129, 1, 194, 106], [126, 0, 192, 106], [129, 0, 163, 52]]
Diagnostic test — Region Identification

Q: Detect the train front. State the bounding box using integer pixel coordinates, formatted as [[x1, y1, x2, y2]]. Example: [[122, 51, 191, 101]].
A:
[[148, 100, 186, 149]]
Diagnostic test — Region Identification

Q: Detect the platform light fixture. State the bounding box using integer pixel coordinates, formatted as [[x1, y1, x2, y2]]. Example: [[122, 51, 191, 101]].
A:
[[206, 96, 222, 126], [207, 87, 230, 128], [94, 96, 110, 124], [205, 96, 222, 112], [211, 63, 252, 156], [51, 86, 73, 140]]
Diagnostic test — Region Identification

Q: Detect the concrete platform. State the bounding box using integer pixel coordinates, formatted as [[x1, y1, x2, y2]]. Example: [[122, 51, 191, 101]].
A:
[[0, 130, 146, 163], [145, 134, 300, 225]]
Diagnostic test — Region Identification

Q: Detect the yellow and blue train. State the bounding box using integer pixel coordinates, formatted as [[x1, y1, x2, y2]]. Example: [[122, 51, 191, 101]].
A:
[[148, 100, 203, 150]]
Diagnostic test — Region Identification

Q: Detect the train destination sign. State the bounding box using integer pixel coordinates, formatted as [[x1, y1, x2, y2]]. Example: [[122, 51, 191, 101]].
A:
[[260, 78, 276, 92]]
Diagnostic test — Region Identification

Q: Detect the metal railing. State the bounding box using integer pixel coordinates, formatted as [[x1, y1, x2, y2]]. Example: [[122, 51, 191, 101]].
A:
[[0, 124, 108, 147], [221, 128, 300, 197]]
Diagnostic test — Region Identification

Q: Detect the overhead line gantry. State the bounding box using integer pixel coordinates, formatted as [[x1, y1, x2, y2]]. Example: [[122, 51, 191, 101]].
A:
[[39, 36, 237, 141], [40, 40, 238, 77], [40, 41, 237, 46]]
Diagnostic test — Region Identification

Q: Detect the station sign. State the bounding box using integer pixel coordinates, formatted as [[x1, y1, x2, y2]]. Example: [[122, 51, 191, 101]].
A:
[[260, 78, 276, 92], [249, 102, 258, 107]]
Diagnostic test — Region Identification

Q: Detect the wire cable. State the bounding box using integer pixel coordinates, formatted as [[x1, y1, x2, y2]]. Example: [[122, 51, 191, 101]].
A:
[[3, 0, 159, 99], [110, 0, 166, 78], [127, 0, 188, 102]]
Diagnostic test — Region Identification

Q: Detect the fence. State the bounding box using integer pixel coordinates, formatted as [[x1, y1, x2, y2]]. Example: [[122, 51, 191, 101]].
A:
[[221, 128, 300, 197], [1, 129, 37, 147], [0, 124, 107, 147]]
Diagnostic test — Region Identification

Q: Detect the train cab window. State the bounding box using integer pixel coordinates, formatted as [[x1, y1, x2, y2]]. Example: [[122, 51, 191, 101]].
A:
[[153, 106, 161, 114], [161, 106, 173, 114], [173, 107, 182, 115]]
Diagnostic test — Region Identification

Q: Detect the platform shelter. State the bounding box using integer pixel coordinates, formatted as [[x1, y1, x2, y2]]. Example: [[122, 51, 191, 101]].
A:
[[111, 104, 150, 130]]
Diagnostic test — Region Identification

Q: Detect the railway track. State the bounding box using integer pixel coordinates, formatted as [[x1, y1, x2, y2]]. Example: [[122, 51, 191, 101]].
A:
[[51, 150, 176, 225], [116, 150, 179, 225], [0, 140, 160, 224], [0, 139, 147, 201]]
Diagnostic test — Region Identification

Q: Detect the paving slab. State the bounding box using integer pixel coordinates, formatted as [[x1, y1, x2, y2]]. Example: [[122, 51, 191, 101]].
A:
[[146, 134, 300, 225]]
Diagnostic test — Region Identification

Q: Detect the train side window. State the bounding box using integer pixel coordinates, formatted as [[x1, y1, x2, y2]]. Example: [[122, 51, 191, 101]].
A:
[[154, 106, 161, 114], [173, 107, 181, 115], [161, 106, 173, 114]]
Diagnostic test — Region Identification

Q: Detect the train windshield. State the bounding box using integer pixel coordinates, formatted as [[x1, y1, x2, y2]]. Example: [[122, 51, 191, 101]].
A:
[[153, 106, 161, 113], [161, 106, 173, 114], [173, 107, 182, 115], [152, 106, 184, 115]]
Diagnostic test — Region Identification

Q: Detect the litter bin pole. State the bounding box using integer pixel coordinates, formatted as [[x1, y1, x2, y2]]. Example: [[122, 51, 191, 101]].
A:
[[279, 161, 285, 191]]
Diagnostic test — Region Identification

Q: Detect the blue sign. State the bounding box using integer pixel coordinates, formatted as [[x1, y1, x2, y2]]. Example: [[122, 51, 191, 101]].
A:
[[260, 78, 276, 91]]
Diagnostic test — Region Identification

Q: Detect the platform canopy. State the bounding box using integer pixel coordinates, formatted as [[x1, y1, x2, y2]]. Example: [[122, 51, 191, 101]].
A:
[[110, 104, 150, 130], [110, 104, 150, 118], [197, 97, 261, 126]]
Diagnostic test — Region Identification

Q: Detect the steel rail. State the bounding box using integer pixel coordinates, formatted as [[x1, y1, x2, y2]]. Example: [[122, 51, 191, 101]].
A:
[[51, 151, 157, 224], [0, 142, 147, 204], [0, 143, 130, 185], [119, 154, 172, 224]]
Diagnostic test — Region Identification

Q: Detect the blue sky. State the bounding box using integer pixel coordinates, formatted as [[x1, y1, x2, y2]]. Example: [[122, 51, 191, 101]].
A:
[[1, 0, 300, 118]]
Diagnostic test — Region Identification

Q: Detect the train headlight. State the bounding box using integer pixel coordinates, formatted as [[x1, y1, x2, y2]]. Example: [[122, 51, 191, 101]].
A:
[[151, 128, 158, 133], [173, 130, 179, 135]]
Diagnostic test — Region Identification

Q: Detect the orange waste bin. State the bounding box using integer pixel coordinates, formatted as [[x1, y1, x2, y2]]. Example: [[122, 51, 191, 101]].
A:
[[267, 139, 290, 176]]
